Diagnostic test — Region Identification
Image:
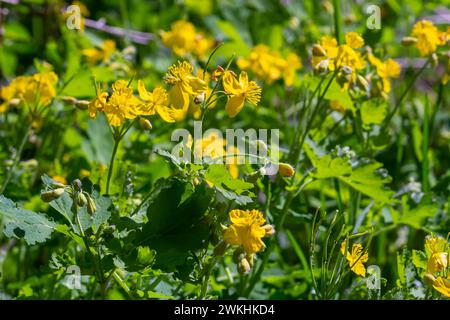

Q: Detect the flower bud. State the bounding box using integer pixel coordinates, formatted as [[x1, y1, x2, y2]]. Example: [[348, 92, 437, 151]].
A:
[[312, 44, 327, 57], [87, 196, 97, 214], [8, 98, 21, 107], [278, 163, 295, 177], [61, 96, 77, 105], [75, 100, 90, 110], [194, 92, 206, 105], [431, 53, 439, 68], [314, 59, 330, 75], [262, 224, 276, 237], [139, 118, 153, 131], [401, 37, 418, 46], [356, 75, 369, 92], [72, 179, 82, 191], [423, 273, 436, 287], [213, 241, 228, 257], [211, 65, 225, 81], [237, 257, 251, 274], [41, 188, 65, 202], [77, 192, 88, 207]]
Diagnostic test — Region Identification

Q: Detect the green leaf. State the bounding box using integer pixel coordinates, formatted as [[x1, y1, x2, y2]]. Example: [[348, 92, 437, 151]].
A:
[[412, 250, 428, 272], [396, 196, 438, 230], [134, 178, 213, 271], [0, 195, 56, 245], [360, 101, 387, 130], [312, 155, 352, 179], [204, 164, 255, 205]]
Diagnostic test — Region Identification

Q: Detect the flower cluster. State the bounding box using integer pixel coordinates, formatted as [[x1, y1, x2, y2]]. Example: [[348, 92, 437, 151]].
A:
[[88, 79, 174, 126], [312, 32, 401, 98], [237, 44, 302, 86], [221, 209, 274, 274], [0, 71, 58, 113], [161, 20, 215, 58], [422, 235, 450, 298]]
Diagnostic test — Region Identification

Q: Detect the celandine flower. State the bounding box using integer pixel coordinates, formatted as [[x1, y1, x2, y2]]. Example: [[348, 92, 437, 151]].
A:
[[82, 39, 117, 64], [137, 81, 174, 123], [368, 54, 401, 98], [410, 20, 446, 56], [164, 61, 207, 121], [223, 209, 273, 255], [425, 235, 448, 274], [222, 71, 261, 117], [340, 241, 369, 277], [0, 71, 58, 112], [237, 44, 302, 86], [161, 20, 214, 58], [433, 277, 450, 298]]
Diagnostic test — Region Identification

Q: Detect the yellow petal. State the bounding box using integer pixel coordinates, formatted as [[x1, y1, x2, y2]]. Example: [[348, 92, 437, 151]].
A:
[[225, 94, 245, 117]]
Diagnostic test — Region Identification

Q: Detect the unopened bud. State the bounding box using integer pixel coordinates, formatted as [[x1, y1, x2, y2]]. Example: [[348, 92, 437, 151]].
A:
[[312, 44, 327, 57], [431, 53, 439, 68], [423, 273, 436, 287], [139, 118, 152, 131], [314, 59, 330, 75], [87, 196, 97, 214], [72, 179, 82, 191], [61, 96, 77, 105], [8, 98, 21, 107], [194, 92, 206, 105], [211, 66, 225, 80], [41, 188, 65, 202], [401, 37, 418, 46], [356, 75, 369, 92], [238, 257, 251, 274], [262, 224, 276, 237], [75, 100, 90, 110], [278, 163, 295, 177], [77, 192, 88, 206]]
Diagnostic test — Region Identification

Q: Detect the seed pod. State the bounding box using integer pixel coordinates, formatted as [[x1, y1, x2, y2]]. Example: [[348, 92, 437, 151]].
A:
[[312, 44, 327, 57], [41, 188, 65, 202], [61, 96, 77, 105], [75, 100, 90, 110], [139, 118, 153, 131], [401, 37, 418, 46], [213, 241, 228, 257], [237, 257, 251, 274], [262, 224, 276, 237], [278, 163, 295, 177], [77, 192, 88, 207], [87, 196, 97, 214]]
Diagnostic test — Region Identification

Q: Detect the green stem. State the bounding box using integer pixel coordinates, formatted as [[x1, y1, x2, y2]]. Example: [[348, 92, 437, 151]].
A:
[[333, 0, 344, 44], [382, 59, 430, 131], [106, 135, 120, 195], [0, 122, 32, 194], [113, 270, 132, 298], [422, 95, 430, 192]]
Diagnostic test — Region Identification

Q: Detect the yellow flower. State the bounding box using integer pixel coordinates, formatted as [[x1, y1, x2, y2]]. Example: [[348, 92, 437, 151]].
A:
[[88, 87, 108, 119], [0, 71, 58, 112], [237, 44, 301, 86], [161, 20, 214, 58], [52, 175, 68, 185], [433, 276, 450, 298], [102, 80, 142, 126], [82, 40, 116, 64], [411, 20, 446, 56], [188, 69, 216, 119], [164, 61, 207, 121], [368, 54, 401, 96], [223, 209, 269, 254], [341, 241, 369, 277], [137, 80, 175, 123], [222, 71, 261, 117], [312, 36, 338, 70], [344, 32, 364, 49], [425, 234, 449, 274]]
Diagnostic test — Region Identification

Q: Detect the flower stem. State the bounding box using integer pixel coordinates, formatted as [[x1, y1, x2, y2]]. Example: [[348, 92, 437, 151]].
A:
[[0, 122, 32, 194], [106, 134, 120, 195]]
